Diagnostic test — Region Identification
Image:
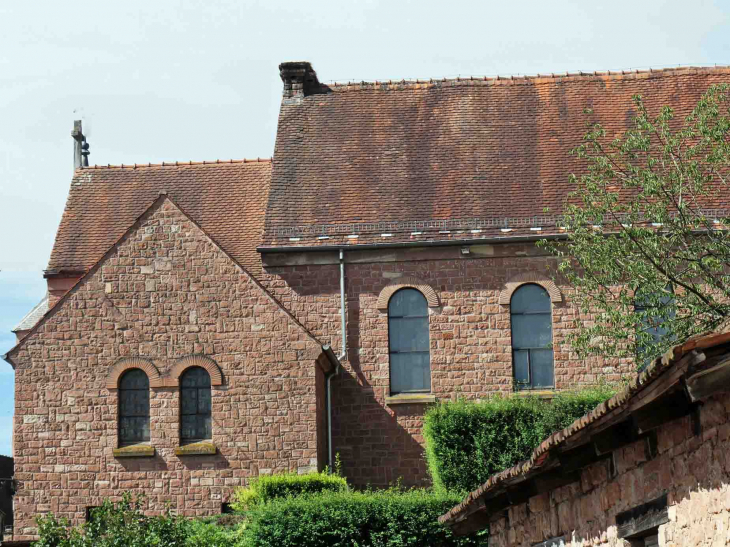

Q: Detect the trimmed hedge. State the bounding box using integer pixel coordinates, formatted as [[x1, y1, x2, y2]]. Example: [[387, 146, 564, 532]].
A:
[[423, 387, 615, 493], [240, 488, 486, 547], [230, 469, 348, 511]]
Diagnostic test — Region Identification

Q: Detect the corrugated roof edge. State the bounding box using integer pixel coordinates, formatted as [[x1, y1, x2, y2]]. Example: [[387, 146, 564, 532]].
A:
[[439, 329, 730, 528], [4, 193, 325, 367], [319, 65, 730, 93]]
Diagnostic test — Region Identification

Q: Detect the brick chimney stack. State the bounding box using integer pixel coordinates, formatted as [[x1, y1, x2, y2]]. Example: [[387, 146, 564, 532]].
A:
[[279, 61, 320, 104], [71, 120, 90, 169]]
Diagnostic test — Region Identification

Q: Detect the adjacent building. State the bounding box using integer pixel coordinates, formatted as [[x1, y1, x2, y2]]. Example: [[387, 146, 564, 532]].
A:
[[440, 331, 730, 546]]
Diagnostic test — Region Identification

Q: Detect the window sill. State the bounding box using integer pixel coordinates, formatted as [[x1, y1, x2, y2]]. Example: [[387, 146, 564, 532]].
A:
[[386, 394, 436, 405], [513, 389, 556, 399], [113, 444, 155, 458], [175, 441, 217, 456]]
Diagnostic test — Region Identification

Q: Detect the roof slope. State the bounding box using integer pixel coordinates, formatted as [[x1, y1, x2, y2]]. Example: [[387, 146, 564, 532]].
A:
[[264, 66, 730, 248], [11, 294, 49, 333], [47, 160, 271, 276]]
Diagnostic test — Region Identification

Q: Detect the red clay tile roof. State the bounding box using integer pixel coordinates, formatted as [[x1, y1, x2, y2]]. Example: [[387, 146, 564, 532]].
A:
[[47, 160, 271, 277], [263, 66, 730, 249]]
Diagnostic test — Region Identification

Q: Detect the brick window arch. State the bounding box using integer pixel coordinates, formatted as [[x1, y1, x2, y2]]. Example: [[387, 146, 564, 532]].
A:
[[106, 357, 163, 390], [166, 355, 223, 387], [376, 277, 440, 311], [498, 273, 562, 305]]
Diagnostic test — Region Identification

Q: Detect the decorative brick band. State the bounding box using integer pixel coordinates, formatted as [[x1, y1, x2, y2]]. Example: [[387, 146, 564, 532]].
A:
[[376, 276, 440, 311], [165, 355, 223, 387], [498, 273, 562, 305], [106, 358, 163, 389]]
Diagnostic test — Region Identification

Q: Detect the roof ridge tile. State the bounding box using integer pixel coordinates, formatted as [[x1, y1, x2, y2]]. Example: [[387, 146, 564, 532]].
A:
[[81, 158, 272, 170], [322, 65, 730, 92]]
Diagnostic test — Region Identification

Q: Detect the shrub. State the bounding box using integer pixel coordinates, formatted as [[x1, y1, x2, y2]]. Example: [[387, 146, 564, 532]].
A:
[[185, 517, 246, 547], [240, 487, 486, 546], [423, 387, 615, 493], [33, 493, 190, 547], [231, 469, 348, 512]]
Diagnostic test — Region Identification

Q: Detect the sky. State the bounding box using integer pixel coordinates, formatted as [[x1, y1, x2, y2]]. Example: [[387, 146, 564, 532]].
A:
[[0, 0, 729, 457]]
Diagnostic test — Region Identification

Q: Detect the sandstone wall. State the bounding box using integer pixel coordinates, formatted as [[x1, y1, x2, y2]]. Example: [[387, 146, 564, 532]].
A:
[[262, 250, 632, 487], [9, 198, 325, 539]]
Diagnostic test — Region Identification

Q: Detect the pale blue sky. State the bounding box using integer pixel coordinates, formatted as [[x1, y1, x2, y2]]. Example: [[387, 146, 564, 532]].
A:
[[1, 0, 729, 457]]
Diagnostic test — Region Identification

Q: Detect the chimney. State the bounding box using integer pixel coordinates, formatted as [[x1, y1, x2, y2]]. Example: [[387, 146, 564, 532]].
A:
[[71, 120, 90, 169], [279, 61, 320, 104]]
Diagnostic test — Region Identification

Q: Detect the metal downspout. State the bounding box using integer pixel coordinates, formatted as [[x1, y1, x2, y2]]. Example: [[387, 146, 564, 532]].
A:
[[326, 249, 346, 469]]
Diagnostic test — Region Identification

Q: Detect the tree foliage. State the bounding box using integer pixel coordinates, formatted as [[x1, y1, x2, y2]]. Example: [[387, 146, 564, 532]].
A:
[[540, 84, 730, 363]]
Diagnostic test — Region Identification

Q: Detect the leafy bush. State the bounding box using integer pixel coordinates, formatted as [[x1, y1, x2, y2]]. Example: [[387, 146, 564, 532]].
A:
[[185, 517, 246, 547], [240, 487, 486, 546], [33, 493, 190, 547], [423, 387, 615, 493], [231, 469, 348, 511]]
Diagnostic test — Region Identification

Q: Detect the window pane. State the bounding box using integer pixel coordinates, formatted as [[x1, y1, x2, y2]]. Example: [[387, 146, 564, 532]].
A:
[[181, 367, 211, 388], [530, 349, 554, 388], [119, 388, 149, 417], [389, 317, 430, 352], [118, 369, 150, 445], [180, 367, 213, 442], [181, 415, 211, 442], [511, 314, 551, 349], [513, 350, 530, 385], [181, 415, 197, 441], [390, 353, 430, 393], [197, 388, 212, 414], [388, 289, 428, 317], [510, 284, 551, 314], [119, 369, 149, 390], [181, 388, 198, 415], [120, 416, 149, 444]]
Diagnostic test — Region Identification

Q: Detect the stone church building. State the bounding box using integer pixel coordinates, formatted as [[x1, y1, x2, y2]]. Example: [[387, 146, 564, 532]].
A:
[[4, 62, 729, 538]]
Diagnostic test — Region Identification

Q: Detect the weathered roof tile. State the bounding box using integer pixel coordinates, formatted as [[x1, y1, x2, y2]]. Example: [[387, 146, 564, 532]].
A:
[[47, 161, 271, 276]]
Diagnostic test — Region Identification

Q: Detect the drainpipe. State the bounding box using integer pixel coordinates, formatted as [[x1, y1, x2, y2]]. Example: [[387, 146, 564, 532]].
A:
[[338, 249, 347, 361], [324, 249, 347, 469]]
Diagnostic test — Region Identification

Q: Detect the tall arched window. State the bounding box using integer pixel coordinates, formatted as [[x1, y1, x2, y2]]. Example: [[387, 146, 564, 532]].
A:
[[180, 367, 212, 444], [511, 284, 554, 390], [635, 285, 675, 369], [118, 369, 150, 446], [388, 288, 431, 394]]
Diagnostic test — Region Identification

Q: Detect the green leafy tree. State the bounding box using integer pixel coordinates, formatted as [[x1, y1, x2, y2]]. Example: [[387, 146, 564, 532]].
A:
[[540, 84, 730, 364]]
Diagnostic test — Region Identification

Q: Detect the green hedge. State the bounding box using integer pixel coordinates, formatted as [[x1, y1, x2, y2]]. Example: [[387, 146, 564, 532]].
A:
[[231, 469, 348, 511], [240, 488, 486, 547], [423, 387, 615, 493], [34, 489, 484, 547], [33, 494, 190, 547]]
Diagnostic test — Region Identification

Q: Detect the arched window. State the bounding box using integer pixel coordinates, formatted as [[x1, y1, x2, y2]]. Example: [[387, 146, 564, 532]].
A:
[[635, 285, 675, 369], [511, 284, 554, 390], [180, 367, 212, 444], [118, 369, 150, 446], [388, 289, 431, 394]]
